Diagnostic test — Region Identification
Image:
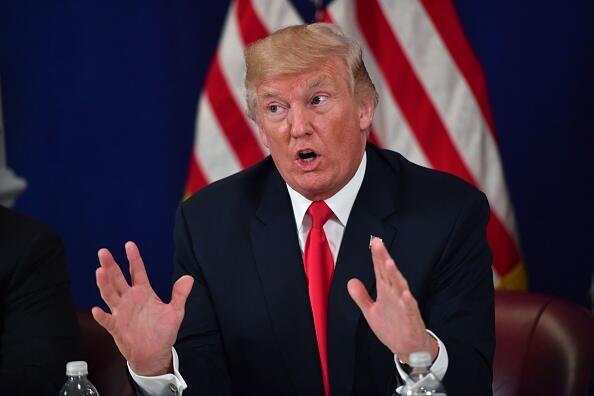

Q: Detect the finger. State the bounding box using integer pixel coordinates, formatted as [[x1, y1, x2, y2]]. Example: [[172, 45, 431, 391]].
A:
[[371, 238, 399, 293], [370, 238, 410, 296], [97, 248, 129, 294], [91, 306, 115, 333], [170, 275, 195, 314], [370, 238, 388, 285], [125, 241, 151, 286], [385, 260, 410, 297], [347, 278, 374, 315], [96, 267, 121, 308]]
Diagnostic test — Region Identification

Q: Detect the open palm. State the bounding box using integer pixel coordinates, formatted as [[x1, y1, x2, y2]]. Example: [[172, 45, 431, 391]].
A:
[[92, 241, 194, 375], [347, 238, 437, 362]]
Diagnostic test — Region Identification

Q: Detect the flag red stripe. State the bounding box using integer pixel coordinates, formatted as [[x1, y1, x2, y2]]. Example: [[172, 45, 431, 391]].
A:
[[206, 55, 265, 168], [356, 0, 474, 184], [186, 153, 209, 193], [319, 8, 333, 23], [236, 0, 269, 46], [357, 0, 520, 276], [420, 0, 497, 136], [418, 0, 519, 272]]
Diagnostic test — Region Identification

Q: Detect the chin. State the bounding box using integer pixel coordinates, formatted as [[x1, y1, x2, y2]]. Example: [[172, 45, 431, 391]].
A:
[[297, 183, 335, 201], [289, 171, 340, 199]]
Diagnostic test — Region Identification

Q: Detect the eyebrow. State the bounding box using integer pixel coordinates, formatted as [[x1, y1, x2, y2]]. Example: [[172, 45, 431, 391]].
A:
[[258, 91, 283, 101], [305, 75, 336, 90]]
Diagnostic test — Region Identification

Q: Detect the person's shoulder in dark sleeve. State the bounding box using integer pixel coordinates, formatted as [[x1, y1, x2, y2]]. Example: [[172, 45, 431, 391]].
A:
[[0, 205, 80, 393]]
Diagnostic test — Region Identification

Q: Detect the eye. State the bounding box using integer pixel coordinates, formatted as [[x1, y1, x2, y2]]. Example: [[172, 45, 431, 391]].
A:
[[311, 95, 328, 105], [264, 102, 286, 118]]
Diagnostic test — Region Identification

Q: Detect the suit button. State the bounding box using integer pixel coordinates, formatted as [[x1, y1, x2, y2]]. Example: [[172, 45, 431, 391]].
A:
[[168, 383, 178, 394]]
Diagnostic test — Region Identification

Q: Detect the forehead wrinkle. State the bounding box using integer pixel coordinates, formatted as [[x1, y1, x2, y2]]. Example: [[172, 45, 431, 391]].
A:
[[256, 69, 341, 104]]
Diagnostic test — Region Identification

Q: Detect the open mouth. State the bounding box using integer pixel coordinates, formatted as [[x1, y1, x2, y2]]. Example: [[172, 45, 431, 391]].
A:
[[298, 149, 318, 163]]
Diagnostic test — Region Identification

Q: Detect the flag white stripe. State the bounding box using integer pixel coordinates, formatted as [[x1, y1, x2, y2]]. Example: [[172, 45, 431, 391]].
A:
[[378, 0, 518, 240], [328, 0, 429, 167], [195, 95, 242, 182], [252, 0, 303, 31], [217, 1, 268, 154]]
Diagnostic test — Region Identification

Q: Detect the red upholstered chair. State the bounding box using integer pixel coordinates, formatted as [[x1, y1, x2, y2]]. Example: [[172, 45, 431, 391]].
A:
[[77, 309, 134, 396], [493, 291, 594, 396]]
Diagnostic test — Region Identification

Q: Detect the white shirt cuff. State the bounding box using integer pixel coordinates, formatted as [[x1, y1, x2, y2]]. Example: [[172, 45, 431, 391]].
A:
[[128, 347, 187, 396], [394, 329, 449, 381]]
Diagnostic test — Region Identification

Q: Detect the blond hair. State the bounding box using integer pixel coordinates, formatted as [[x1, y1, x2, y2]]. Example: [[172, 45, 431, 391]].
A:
[[244, 23, 378, 120]]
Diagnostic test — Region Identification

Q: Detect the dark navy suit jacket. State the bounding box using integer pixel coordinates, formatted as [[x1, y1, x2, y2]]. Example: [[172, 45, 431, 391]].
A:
[[172, 144, 494, 395], [0, 206, 80, 393]]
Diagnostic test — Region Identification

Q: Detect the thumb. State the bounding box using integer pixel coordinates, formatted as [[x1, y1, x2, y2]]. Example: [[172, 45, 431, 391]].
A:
[[347, 278, 374, 315], [91, 306, 114, 333], [170, 275, 194, 314]]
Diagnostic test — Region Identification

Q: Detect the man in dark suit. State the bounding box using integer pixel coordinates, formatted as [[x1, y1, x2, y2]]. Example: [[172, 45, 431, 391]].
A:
[[0, 205, 80, 393], [93, 23, 494, 395]]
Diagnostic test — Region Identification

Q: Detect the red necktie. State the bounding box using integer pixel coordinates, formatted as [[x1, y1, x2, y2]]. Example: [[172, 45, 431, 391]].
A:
[[304, 201, 334, 396]]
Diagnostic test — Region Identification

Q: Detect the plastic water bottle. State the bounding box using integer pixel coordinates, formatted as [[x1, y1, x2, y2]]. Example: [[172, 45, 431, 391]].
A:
[[398, 352, 446, 395], [58, 361, 100, 396]]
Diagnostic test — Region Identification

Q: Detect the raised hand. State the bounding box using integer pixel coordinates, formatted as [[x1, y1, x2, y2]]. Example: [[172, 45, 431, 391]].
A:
[[347, 238, 438, 363], [92, 241, 194, 376]]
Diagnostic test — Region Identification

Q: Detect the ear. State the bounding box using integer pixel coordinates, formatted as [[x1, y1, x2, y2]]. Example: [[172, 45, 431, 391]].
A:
[[358, 96, 375, 131]]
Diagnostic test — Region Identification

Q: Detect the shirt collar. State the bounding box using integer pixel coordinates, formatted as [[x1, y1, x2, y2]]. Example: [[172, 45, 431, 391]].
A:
[[286, 151, 367, 228]]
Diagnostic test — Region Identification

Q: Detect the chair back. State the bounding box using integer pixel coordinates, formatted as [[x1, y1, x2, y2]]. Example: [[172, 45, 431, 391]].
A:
[[493, 291, 594, 395]]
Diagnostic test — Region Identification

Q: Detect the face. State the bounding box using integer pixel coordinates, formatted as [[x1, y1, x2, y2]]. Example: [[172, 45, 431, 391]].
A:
[[253, 58, 374, 201]]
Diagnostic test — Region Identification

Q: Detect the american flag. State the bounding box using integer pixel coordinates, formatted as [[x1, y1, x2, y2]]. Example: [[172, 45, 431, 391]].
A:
[[184, 0, 526, 289]]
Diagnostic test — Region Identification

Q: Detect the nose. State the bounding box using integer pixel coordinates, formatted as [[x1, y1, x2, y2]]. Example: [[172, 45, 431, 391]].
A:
[[288, 104, 313, 138]]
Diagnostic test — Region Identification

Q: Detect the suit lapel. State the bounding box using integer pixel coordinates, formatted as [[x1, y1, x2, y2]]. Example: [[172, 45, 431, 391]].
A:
[[250, 168, 325, 395], [328, 146, 400, 394]]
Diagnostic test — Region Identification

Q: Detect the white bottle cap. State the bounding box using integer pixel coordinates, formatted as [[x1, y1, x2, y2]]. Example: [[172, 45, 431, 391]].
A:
[[66, 361, 88, 376], [409, 352, 432, 368]]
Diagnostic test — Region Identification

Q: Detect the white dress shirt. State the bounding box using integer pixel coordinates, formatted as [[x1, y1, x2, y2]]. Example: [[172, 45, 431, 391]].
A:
[[131, 152, 448, 395]]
